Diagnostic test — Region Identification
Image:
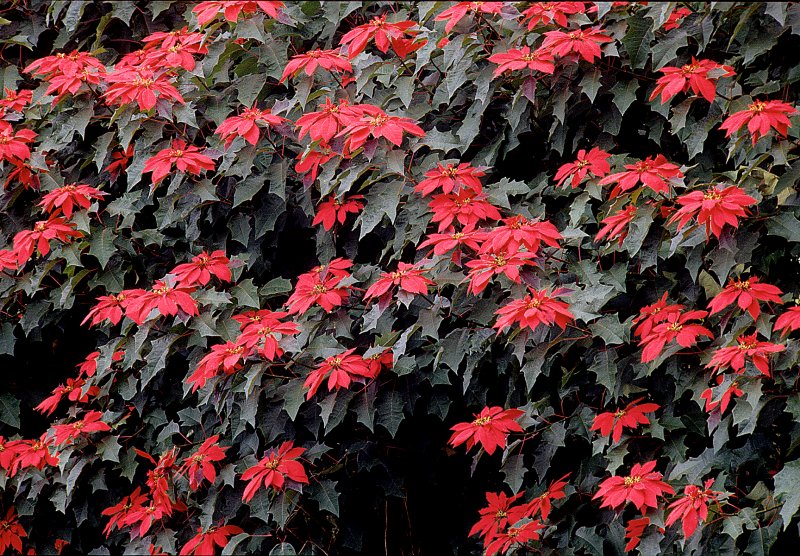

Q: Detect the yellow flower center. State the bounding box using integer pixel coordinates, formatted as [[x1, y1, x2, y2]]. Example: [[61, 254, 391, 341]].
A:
[[703, 189, 722, 201], [368, 114, 388, 128], [667, 322, 683, 332], [312, 284, 328, 294], [34, 222, 47, 232], [624, 475, 642, 486], [133, 77, 154, 88], [265, 458, 280, 470], [472, 415, 492, 426], [492, 255, 507, 267], [733, 280, 751, 291], [170, 149, 184, 158], [749, 100, 767, 113]]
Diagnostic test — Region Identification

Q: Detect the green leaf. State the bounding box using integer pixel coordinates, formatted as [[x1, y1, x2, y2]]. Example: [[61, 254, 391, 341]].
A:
[[622, 14, 654, 69], [774, 459, 800, 528], [310, 479, 340, 517], [89, 226, 117, 269], [376, 390, 405, 437], [0, 394, 20, 429]]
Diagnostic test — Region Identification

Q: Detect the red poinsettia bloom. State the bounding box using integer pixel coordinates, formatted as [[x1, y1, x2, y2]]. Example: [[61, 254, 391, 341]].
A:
[[106, 145, 134, 180], [418, 229, 482, 257], [415, 162, 484, 196], [554, 147, 611, 188], [599, 154, 683, 197], [0, 121, 36, 163], [0, 88, 33, 112], [488, 46, 555, 77], [39, 183, 106, 218], [775, 306, 800, 336], [666, 480, 721, 538], [0, 436, 22, 471], [124, 502, 166, 537], [295, 143, 337, 185], [664, 7, 692, 30], [708, 276, 782, 320], [469, 491, 527, 542], [0, 509, 26, 553], [650, 58, 734, 104], [363, 262, 435, 304], [171, 250, 232, 286], [591, 399, 659, 443], [435, 2, 505, 33], [593, 460, 674, 513], [4, 160, 39, 190], [493, 288, 575, 334], [51, 410, 110, 446], [337, 104, 424, 150], [286, 261, 352, 315], [193, 1, 283, 25], [526, 473, 570, 521], [187, 340, 252, 392], [143, 139, 215, 186], [478, 217, 562, 254], [448, 406, 524, 455], [124, 280, 198, 325], [179, 524, 244, 556], [721, 99, 796, 144], [241, 441, 308, 502], [339, 15, 424, 59], [141, 30, 209, 71], [10, 434, 59, 476], [215, 107, 285, 148], [24, 50, 104, 79], [707, 333, 785, 377], [669, 185, 756, 239], [639, 310, 713, 363], [13, 216, 82, 266], [541, 28, 613, 63], [365, 349, 393, 378], [101, 487, 148, 537], [700, 377, 743, 414], [522, 2, 586, 29], [465, 249, 536, 295], [624, 517, 650, 551], [35, 377, 98, 416], [143, 27, 207, 51], [43, 64, 105, 104], [103, 69, 185, 111], [304, 348, 373, 399], [312, 194, 365, 230], [485, 520, 544, 556], [238, 310, 299, 361], [281, 49, 352, 82], [296, 98, 352, 143], [632, 292, 685, 339], [596, 205, 637, 245], [179, 436, 228, 491], [82, 293, 129, 327], [0, 249, 18, 273], [428, 190, 502, 231]]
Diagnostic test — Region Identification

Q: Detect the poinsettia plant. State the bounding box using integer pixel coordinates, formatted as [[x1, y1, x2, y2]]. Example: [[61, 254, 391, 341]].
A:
[[1, 1, 800, 554]]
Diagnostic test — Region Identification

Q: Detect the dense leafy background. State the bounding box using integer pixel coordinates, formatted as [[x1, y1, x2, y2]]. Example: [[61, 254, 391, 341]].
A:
[[1, 1, 800, 554]]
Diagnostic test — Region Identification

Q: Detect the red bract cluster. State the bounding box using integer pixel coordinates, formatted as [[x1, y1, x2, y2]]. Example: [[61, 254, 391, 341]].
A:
[[593, 460, 674, 512], [448, 406, 524, 455], [241, 441, 308, 502], [591, 400, 659, 443]]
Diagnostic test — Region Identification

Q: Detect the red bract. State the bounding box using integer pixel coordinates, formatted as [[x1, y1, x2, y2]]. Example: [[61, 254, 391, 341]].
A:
[[124, 280, 199, 324], [193, 1, 283, 25], [0, 509, 26, 553], [639, 310, 713, 363], [179, 436, 228, 491], [720, 99, 796, 144], [428, 190, 502, 231], [24, 50, 104, 78], [488, 46, 555, 77], [51, 410, 110, 446], [125, 502, 166, 537], [493, 288, 575, 334], [664, 7, 692, 30], [593, 460, 674, 513], [522, 2, 587, 29], [0, 121, 36, 162], [104, 69, 185, 111], [141, 28, 209, 71], [312, 194, 365, 230], [187, 340, 251, 392], [5, 160, 39, 190], [101, 487, 148, 537], [665, 480, 720, 538], [241, 441, 308, 502], [171, 250, 232, 286], [286, 260, 352, 315], [215, 106, 285, 148], [304, 348, 373, 399], [554, 147, 611, 188], [448, 406, 524, 455], [339, 15, 424, 59], [707, 276, 782, 320], [435, 2, 504, 33], [143, 139, 215, 186], [363, 262, 434, 304], [418, 230, 482, 257], [337, 105, 425, 150], [700, 377, 743, 414], [0, 249, 18, 272], [39, 183, 106, 218], [179, 524, 244, 556], [478, 217, 562, 254], [541, 28, 613, 63], [774, 306, 800, 336], [596, 205, 636, 245], [75, 349, 124, 378], [35, 377, 98, 416], [624, 517, 650, 551], [82, 293, 128, 327], [650, 58, 734, 104], [365, 349, 393, 378], [415, 162, 484, 196], [669, 185, 756, 239], [469, 492, 526, 542], [465, 249, 536, 295], [44, 65, 105, 104], [0, 88, 32, 112], [599, 154, 683, 197], [296, 97, 351, 143], [12, 216, 82, 266], [106, 145, 134, 180], [706, 333, 784, 377], [526, 473, 570, 520], [238, 310, 299, 360], [590, 399, 659, 443], [281, 49, 352, 82], [10, 434, 59, 476], [295, 143, 336, 184], [632, 293, 684, 339], [0, 436, 21, 472], [485, 520, 543, 556]]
